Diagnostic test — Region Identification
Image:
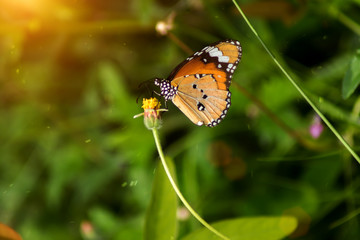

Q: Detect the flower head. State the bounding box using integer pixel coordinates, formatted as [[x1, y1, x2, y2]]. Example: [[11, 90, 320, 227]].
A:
[[155, 12, 175, 36], [134, 98, 167, 130], [80, 221, 95, 239], [142, 97, 161, 110], [309, 115, 324, 139]]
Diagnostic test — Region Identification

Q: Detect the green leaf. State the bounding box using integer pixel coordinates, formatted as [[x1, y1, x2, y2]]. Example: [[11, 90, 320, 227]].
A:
[[342, 50, 360, 99], [181, 216, 297, 240], [97, 61, 134, 122], [144, 158, 178, 240]]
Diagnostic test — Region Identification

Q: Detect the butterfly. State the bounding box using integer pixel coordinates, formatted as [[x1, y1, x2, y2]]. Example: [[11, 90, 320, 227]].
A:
[[154, 39, 242, 127]]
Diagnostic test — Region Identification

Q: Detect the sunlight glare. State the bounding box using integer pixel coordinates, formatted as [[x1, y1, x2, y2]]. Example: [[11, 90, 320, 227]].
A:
[[4, 0, 44, 14], [2, 0, 74, 21]]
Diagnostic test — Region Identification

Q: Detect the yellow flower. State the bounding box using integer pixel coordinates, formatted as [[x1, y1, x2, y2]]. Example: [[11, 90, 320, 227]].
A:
[[134, 98, 167, 129], [142, 98, 161, 110]]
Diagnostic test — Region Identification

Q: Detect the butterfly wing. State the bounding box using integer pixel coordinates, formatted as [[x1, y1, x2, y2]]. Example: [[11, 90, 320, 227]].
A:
[[170, 40, 242, 127], [169, 40, 242, 89], [172, 74, 231, 126]]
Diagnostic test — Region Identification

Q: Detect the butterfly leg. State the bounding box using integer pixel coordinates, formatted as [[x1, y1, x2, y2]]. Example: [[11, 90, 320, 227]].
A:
[[153, 90, 162, 97], [152, 90, 169, 109]]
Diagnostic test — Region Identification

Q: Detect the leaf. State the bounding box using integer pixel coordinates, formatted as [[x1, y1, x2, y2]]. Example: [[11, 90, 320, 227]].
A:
[[181, 216, 297, 240], [144, 158, 178, 240], [97, 61, 133, 121], [342, 50, 360, 99], [0, 223, 22, 240]]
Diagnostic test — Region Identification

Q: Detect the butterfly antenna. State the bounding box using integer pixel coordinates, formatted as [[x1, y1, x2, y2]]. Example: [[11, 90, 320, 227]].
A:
[[136, 79, 152, 103]]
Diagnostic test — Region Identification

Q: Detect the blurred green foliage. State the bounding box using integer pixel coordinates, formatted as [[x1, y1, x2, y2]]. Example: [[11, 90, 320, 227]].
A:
[[1, 0, 360, 239]]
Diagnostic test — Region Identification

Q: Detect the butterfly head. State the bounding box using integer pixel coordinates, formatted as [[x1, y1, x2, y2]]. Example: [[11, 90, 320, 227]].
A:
[[154, 78, 177, 101], [153, 78, 162, 86]]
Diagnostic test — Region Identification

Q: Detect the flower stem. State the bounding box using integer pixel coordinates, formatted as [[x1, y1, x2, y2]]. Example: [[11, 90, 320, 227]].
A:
[[151, 128, 229, 240], [232, 0, 360, 164]]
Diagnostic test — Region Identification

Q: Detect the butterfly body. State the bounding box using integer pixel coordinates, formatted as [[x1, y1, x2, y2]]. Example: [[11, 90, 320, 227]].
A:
[[154, 39, 242, 127]]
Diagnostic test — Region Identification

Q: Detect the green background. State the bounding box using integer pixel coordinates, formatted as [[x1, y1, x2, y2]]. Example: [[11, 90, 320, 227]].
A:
[[1, 0, 360, 239]]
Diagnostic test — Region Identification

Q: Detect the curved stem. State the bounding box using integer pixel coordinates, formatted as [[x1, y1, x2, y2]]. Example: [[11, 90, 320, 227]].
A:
[[152, 128, 229, 240], [232, 0, 360, 164]]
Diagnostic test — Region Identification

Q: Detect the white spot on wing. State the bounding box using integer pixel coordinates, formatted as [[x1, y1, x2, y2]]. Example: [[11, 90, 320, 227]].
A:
[[218, 56, 229, 63], [209, 48, 222, 57], [205, 46, 214, 53]]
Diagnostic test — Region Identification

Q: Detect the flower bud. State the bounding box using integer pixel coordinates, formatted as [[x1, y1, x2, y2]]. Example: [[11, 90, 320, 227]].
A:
[[134, 98, 167, 130]]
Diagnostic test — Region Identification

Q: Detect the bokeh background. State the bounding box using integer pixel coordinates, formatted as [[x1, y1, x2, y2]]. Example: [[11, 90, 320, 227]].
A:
[[1, 0, 360, 239]]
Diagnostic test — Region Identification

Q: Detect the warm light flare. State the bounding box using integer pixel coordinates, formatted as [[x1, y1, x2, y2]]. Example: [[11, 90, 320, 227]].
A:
[[3, 0, 44, 15], [2, 0, 76, 21], [7, 0, 42, 8]]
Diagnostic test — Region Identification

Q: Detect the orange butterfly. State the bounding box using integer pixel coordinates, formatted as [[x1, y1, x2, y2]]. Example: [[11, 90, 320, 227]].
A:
[[154, 39, 242, 127]]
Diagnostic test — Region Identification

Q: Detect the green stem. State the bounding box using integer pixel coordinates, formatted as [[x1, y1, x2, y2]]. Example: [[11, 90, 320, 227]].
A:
[[232, 0, 360, 164], [329, 6, 360, 36], [330, 207, 360, 229], [152, 128, 229, 240]]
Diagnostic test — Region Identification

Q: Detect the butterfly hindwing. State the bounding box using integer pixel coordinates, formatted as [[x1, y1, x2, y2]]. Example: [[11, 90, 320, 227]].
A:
[[172, 74, 231, 126]]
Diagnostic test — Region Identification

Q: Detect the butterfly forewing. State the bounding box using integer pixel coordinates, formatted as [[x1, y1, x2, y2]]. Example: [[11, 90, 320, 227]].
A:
[[155, 39, 242, 127], [169, 40, 241, 88]]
